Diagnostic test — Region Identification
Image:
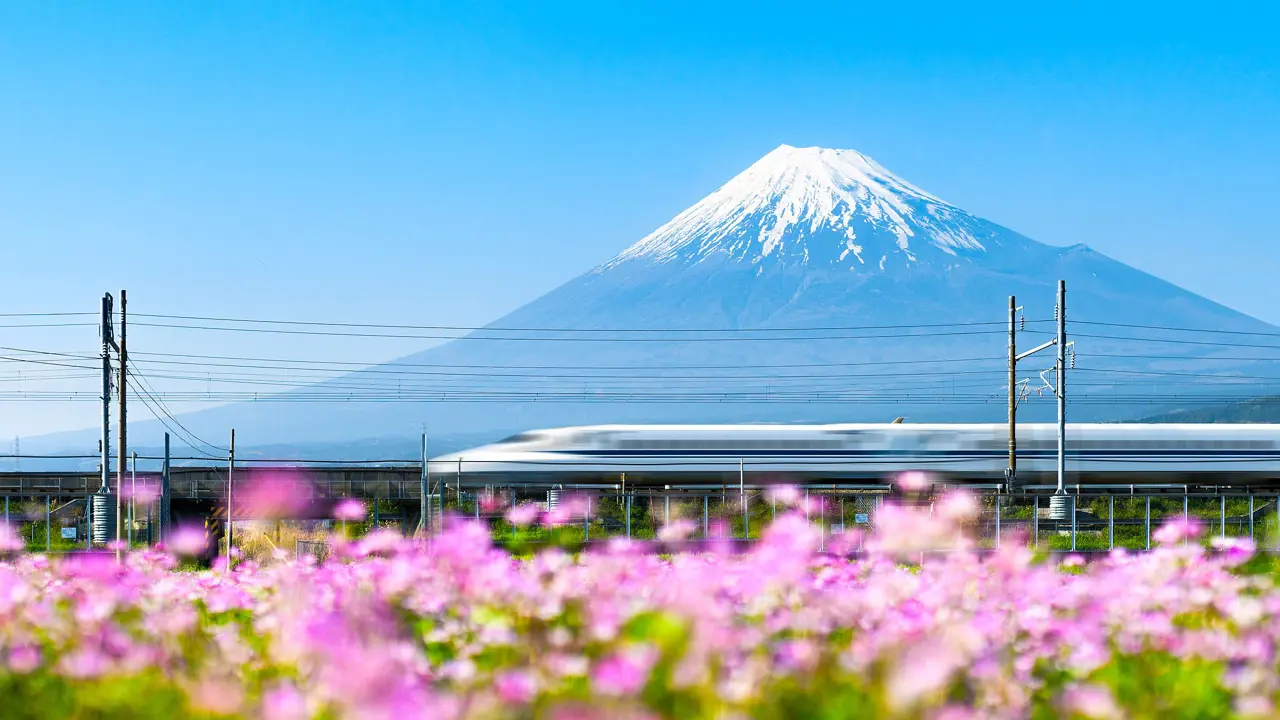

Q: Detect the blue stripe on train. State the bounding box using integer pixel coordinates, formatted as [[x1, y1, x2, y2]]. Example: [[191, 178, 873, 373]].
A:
[[557, 449, 1280, 459]]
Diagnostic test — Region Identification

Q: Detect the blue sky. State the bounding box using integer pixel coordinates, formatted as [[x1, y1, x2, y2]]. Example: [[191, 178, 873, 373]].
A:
[[1, 1, 1278, 437]]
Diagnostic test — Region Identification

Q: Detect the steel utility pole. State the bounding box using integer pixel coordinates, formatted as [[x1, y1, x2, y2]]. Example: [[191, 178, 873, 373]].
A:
[[1007, 295, 1017, 487], [1009, 293, 1055, 491], [160, 433, 170, 543], [98, 293, 117, 548], [1055, 280, 1067, 496], [116, 290, 127, 558], [418, 431, 428, 537]]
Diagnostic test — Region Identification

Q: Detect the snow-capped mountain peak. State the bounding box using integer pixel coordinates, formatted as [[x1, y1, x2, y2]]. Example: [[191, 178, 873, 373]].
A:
[[602, 144, 997, 272]]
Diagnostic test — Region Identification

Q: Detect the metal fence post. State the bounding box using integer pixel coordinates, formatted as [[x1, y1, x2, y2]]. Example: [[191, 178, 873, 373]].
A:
[[625, 494, 631, 539], [665, 496, 670, 527], [1033, 495, 1039, 549], [584, 495, 590, 542], [1145, 496, 1151, 550], [1108, 495, 1114, 550], [1221, 495, 1226, 538], [995, 495, 1001, 550], [818, 494, 825, 553], [45, 496, 51, 553], [1184, 493, 1190, 548], [1070, 492, 1077, 552], [1249, 495, 1255, 541], [703, 495, 709, 539]]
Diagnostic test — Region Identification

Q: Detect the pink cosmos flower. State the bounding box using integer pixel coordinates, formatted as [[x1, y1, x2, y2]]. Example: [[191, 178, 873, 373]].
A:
[[239, 477, 312, 519], [8, 645, 39, 673], [1153, 516, 1203, 545], [495, 670, 537, 704], [898, 471, 930, 492], [260, 684, 308, 720], [766, 485, 800, 505], [332, 498, 366, 522], [166, 525, 209, 557], [479, 493, 507, 513], [506, 503, 540, 527], [0, 523, 24, 553], [1210, 536, 1255, 566], [657, 519, 696, 543], [591, 649, 655, 696], [1061, 683, 1121, 719]]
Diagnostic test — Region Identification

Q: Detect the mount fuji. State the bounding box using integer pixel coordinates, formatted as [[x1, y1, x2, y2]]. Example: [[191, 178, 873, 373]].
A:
[[31, 145, 1280, 460]]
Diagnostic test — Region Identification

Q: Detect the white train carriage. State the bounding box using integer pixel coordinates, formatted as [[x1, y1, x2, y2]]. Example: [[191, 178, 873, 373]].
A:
[[428, 423, 1280, 487]]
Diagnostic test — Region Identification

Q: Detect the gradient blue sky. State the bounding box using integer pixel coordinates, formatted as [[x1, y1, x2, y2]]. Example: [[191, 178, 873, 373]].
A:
[[2, 1, 1278, 437]]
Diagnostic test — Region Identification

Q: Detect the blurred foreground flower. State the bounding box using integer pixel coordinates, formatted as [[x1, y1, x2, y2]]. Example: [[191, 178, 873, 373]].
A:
[[332, 499, 366, 522], [166, 525, 209, 557], [1153, 515, 1203, 545], [506, 502, 540, 527]]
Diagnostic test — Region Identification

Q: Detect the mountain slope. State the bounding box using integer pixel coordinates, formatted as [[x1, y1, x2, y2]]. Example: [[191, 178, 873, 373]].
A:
[[30, 144, 1280, 460]]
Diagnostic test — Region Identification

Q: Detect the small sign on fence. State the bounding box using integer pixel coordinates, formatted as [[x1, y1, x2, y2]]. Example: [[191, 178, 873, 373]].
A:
[[854, 513, 869, 524], [61, 527, 77, 539]]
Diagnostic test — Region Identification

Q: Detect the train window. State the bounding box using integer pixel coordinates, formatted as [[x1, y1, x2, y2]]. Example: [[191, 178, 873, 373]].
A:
[[496, 432, 544, 445]]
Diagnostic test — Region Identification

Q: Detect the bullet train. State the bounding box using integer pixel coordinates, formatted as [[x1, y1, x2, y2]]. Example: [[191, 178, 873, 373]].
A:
[[429, 423, 1280, 488]]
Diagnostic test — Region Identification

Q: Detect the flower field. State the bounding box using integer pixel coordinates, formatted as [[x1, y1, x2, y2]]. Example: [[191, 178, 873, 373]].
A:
[[1, 491, 1278, 719]]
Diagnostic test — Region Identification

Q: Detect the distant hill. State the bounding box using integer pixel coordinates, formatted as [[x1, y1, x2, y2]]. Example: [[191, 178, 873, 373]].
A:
[[1138, 397, 1280, 423]]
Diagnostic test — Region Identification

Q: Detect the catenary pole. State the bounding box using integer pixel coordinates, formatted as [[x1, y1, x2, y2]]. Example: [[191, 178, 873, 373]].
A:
[[161, 433, 170, 543], [100, 293, 114, 547], [418, 431, 428, 537], [116, 290, 127, 560], [1008, 295, 1016, 487], [227, 429, 235, 560], [1056, 280, 1066, 496]]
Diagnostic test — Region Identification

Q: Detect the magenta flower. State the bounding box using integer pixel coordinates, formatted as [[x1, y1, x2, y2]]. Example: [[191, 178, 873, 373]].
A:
[[495, 670, 537, 704], [1153, 516, 1203, 545], [239, 476, 312, 519], [591, 649, 654, 696], [332, 498, 366, 522], [897, 471, 930, 492], [1061, 683, 1120, 719], [506, 503, 541, 527], [165, 525, 209, 557], [0, 523, 24, 553], [767, 484, 800, 505]]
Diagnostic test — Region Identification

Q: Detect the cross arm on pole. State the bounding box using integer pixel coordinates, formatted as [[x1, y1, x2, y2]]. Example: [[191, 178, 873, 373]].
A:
[[1016, 338, 1056, 362]]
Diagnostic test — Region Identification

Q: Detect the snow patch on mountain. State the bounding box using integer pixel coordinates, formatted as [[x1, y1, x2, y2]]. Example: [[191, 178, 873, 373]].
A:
[[602, 145, 992, 272]]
